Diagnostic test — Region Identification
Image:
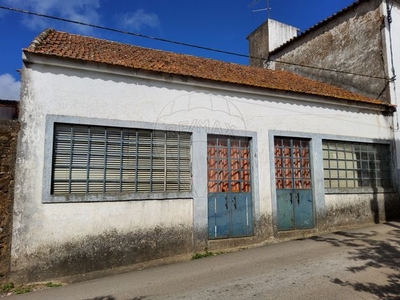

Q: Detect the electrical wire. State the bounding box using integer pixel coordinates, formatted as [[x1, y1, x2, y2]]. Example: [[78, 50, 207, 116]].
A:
[[0, 5, 249, 59], [268, 59, 389, 80], [0, 5, 393, 82]]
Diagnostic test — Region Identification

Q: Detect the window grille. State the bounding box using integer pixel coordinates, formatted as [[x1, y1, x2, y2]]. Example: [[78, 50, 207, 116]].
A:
[[207, 136, 251, 193], [322, 140, 391, 189], [274, 138, 311, 190], [52, 123, 191, 195]]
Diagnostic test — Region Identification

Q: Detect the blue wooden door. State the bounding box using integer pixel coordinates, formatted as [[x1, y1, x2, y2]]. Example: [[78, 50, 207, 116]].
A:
[[208, 136, 253, 239], [276, 189, 294, 231], [208, 193, 230, 238], [275, 138, 314, 231]]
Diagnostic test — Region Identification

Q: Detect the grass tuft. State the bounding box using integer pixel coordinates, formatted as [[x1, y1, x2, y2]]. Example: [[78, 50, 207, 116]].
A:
[[192, 247, 215, 260]]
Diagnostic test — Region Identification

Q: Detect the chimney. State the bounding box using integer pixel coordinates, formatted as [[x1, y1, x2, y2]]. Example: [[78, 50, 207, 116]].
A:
[[247, 19, 298, 67]]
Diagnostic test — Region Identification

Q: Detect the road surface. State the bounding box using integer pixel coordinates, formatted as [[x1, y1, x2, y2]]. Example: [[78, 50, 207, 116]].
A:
[[7, 221, 400, 300]]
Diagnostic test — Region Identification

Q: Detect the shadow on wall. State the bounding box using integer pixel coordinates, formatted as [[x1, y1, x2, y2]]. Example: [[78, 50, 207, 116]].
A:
[[310, 222, 400, 299], [371, 193, 400, 224]]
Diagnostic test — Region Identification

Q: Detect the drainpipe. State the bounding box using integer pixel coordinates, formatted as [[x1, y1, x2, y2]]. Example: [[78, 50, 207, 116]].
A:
[[383, 0, 400, 191]]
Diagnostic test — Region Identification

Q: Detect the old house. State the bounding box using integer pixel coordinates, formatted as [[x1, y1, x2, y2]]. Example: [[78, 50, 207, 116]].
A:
[[9, 28, 399, 282]]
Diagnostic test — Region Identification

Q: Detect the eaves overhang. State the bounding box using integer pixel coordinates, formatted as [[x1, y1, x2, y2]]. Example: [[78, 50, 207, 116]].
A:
[[22, 50, 396, 114]]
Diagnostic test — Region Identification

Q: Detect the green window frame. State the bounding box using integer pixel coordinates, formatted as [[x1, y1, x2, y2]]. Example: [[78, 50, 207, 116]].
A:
[[322, 140, 391, 189], [51, 123, 191, 195]]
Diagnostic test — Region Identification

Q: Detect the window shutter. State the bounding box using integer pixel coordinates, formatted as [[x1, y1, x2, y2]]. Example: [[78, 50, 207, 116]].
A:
[[52, 123, 192, 195]]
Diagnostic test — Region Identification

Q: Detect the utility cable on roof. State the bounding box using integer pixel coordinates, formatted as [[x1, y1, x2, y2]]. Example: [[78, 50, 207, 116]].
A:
[[268, 59, 389, 80], [0, 5, 392, 82]]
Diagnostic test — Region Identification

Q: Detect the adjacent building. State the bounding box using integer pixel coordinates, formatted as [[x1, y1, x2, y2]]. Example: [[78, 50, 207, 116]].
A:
[[0, 100, 19, 283], [248, 0, 400, 181], [249, 0, 398, 102]]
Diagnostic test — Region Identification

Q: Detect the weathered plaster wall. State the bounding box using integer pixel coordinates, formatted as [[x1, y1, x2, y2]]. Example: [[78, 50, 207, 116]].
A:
[[323, 192, 400, 230], [248, 21, 269, 68], [12, 59, 397, 282], [247, 19, 298, 67], [267, 19, 298, 53], [269, 0, 389, 102], [0, 121, 19, 283]]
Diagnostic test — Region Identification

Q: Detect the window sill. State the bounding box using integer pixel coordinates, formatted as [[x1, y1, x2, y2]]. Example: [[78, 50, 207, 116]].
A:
[[325, 187, 396, 195], [43, 191, 193, 203]]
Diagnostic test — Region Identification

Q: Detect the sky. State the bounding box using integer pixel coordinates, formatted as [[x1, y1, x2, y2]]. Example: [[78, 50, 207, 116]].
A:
[[0, 0, 356, 100]]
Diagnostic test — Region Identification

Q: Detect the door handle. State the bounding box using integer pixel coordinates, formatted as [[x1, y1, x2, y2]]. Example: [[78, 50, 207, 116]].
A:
[[297, 193, 300, 205], [233, 196, 237, 209], [290, 193, 293, 204], [225, 196, 228, 209]]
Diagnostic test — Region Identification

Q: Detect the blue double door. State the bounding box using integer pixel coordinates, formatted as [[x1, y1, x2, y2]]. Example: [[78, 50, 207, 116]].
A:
[[207, 136, 253, 239], [274, 138, 314, 231]]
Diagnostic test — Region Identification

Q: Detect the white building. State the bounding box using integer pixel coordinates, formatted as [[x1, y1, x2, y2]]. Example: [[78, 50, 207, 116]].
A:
[[11, 28, 399, 282]]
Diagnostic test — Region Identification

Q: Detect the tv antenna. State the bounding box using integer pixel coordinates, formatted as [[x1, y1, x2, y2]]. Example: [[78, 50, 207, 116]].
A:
[[249, 0, 271, 20]]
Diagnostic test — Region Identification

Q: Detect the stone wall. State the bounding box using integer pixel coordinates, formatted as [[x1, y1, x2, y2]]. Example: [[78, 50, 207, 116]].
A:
[[268, 0, 390, 102], [247, 21, 270, 68], [0, 121, 19, 283]]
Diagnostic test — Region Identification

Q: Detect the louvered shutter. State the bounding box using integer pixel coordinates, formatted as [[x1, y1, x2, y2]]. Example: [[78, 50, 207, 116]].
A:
[[52, 123, 191, 195]]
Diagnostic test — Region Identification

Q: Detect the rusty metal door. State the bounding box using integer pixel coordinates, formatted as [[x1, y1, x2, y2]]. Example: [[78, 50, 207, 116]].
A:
[[207, 136, 253, 239], [274, 137, 314, 231]]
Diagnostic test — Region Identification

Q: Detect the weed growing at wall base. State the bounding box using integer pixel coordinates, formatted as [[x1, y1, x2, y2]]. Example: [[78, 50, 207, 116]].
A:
[[0, 281, 62, 296], [0, 282, 14, 293], [45, 282, 62, 288], [192, 248, 214, 259], [192, 247, 224, 259], [0, 282, 32, 295]]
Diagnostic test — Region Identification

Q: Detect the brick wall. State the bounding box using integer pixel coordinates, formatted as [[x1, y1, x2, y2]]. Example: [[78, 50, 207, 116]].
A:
[[0, 121, 19, 283]]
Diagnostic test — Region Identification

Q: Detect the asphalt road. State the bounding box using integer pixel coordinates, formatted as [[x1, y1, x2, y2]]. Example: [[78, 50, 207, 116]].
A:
[[7, 221, 400, 300]]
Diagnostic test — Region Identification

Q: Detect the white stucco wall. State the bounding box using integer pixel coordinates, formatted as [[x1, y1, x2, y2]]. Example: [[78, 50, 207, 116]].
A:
[[12, 58, 396, 281], [268, 19, 298, 52]]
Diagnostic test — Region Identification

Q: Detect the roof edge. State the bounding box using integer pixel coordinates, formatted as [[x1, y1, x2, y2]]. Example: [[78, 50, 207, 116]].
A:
[[27, 28, 55, 52], [23, 51, 395, 113]]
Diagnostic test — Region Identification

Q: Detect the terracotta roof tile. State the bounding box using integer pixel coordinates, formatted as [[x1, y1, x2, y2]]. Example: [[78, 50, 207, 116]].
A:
[[25, 29, 393, 109]]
